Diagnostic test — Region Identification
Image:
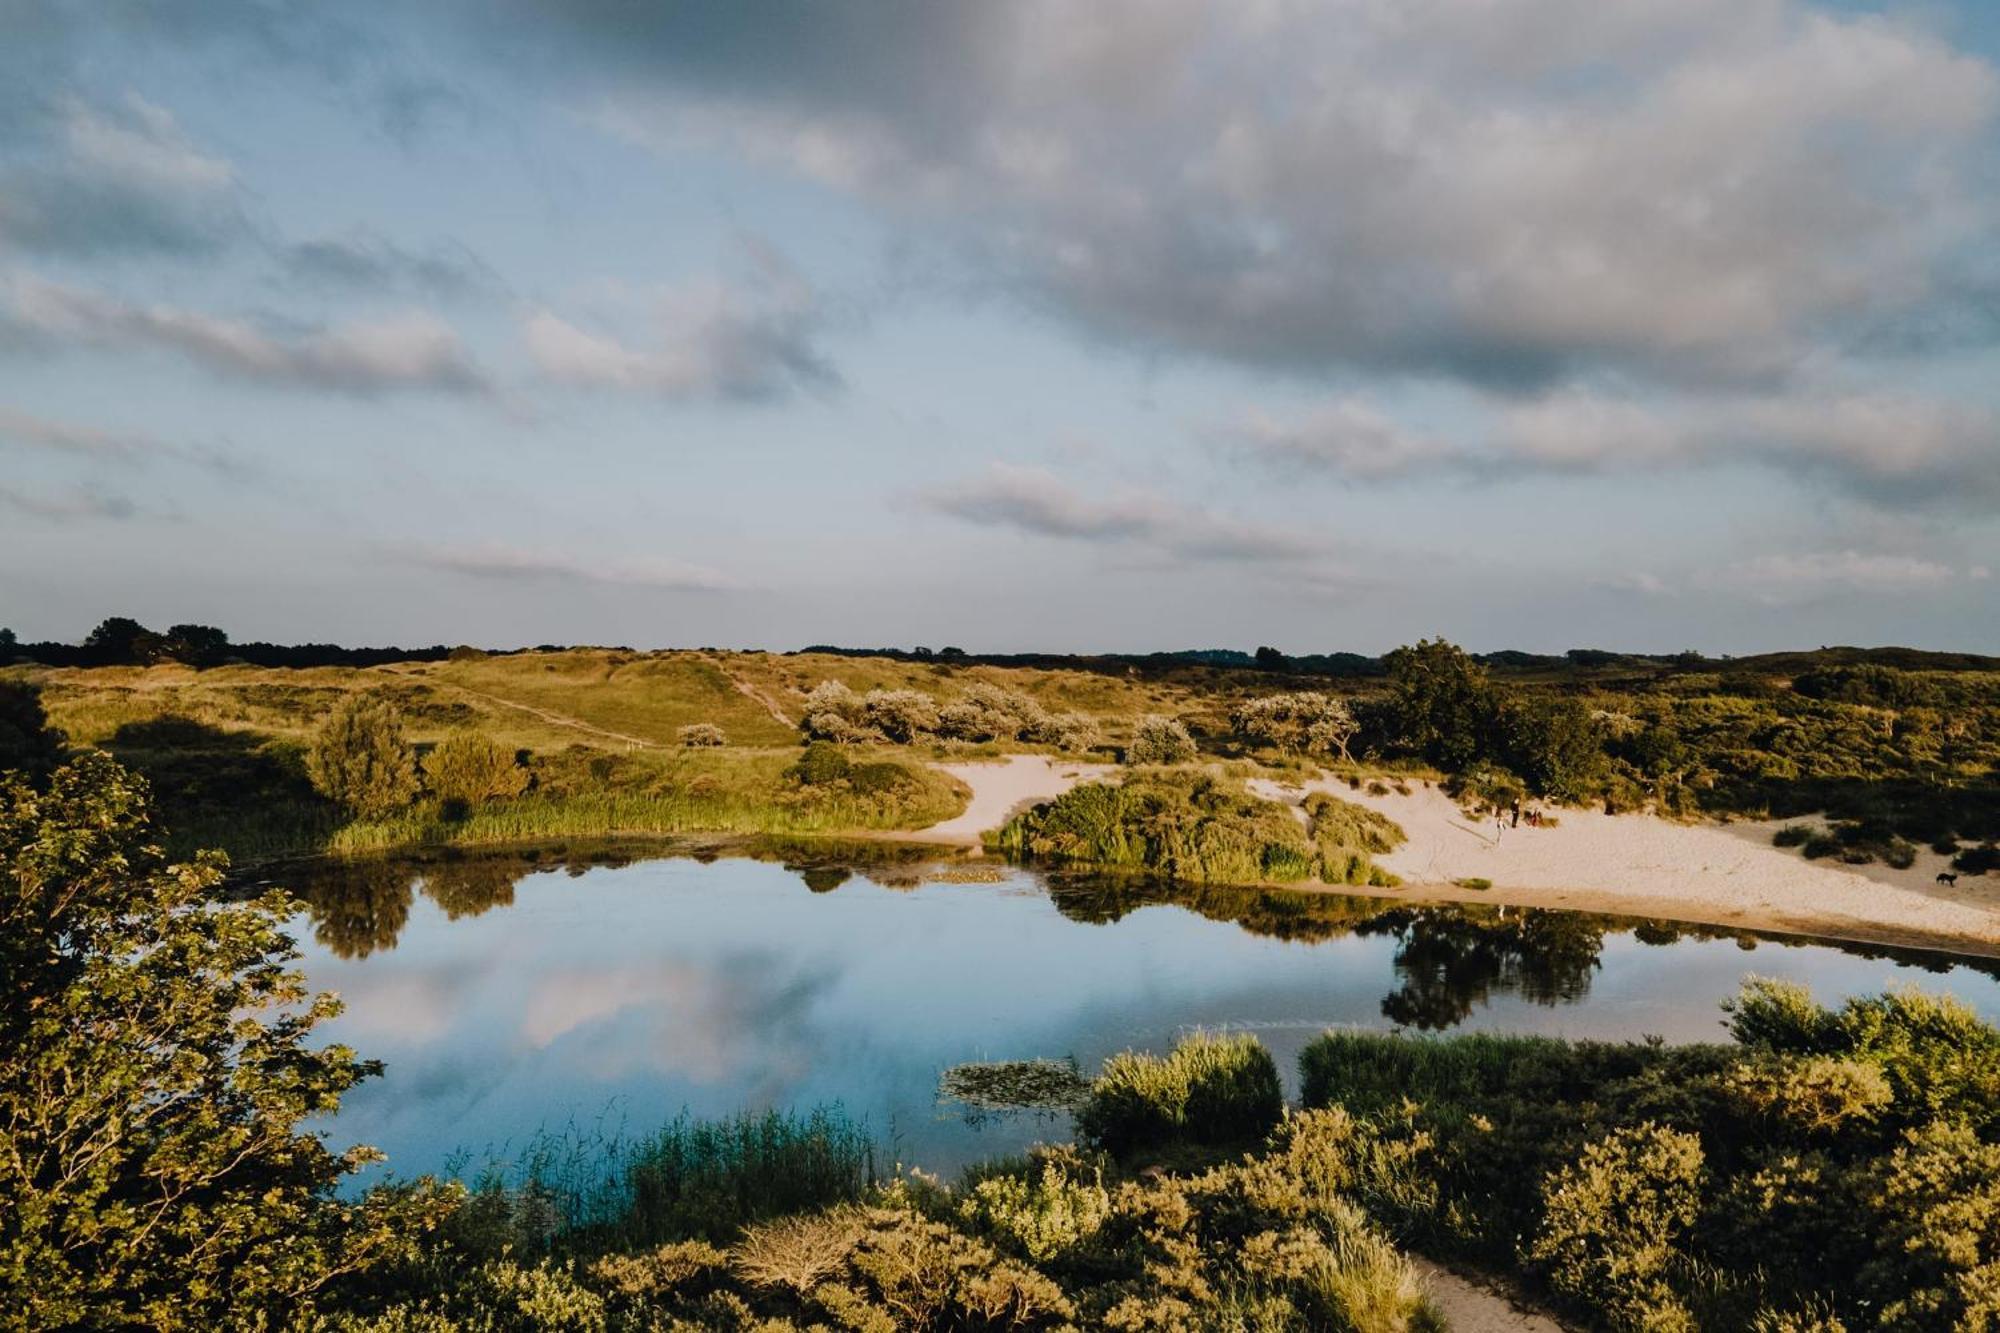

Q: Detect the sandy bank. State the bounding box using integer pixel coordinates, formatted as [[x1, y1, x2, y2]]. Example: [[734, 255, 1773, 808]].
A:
[[909, 755, 1114, 845], [1252, 777, 2000, 957]]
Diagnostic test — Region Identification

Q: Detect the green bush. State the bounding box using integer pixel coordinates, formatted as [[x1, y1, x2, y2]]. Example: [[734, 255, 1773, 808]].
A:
[[306, 693, 421, 817], [788, 740, 852, 785], [995, 771, 1403, 888], [1075, 1032, 1283, 1158], [959, 1150, 1110, 1262], [1126, 713, 1197, 764], [423, 730, 529, 809], [1526, 1122, 1706, 1329]]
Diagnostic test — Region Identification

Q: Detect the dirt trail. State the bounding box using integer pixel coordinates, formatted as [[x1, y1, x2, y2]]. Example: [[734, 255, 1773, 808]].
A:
[[389, 669, 664, 750], [1414, 1260, 1573, 1332], [723, 670, 794, 729]]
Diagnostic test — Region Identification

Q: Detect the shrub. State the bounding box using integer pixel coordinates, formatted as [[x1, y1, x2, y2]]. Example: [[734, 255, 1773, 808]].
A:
[[1233, 692, 1358, 761], [1773, 824, 1814, 848], [788, 740, 852, 786], [423, 730, 529, 809], [1076, 1032, 1282, 1157], [677, 722, 727, 747], [959, 1151, 1111, 1262], [1126, 714, 1197, 765], [862, 688, 939, 743], [0, 680, 65, 781], [800, 680, 876, 743], [1526, 1122, 1705, 1328], [305, 693, 421, 817]]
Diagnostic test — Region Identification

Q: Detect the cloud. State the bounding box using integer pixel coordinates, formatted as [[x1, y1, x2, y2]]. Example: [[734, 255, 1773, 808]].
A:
[[1227, 386, 2000, 510], [280, 229, 500, 300], [921, 463, 1338, 568], [4, 273, 488, 395], [522, 241, 838, 401], [1702, 549, 1975, 604], [553, 0, 2000, 389], [0, 94, 244, 258], [409, 543, 736, 591], [1494, 390, 2000, 506], [0, 482, 139, 521], [1217, 401, 1457, 481], [0, 406, 249, 475]]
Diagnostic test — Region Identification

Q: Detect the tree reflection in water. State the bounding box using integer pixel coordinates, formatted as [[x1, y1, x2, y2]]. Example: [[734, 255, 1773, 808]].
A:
[[271, 844, 1992, 1026], [1043, 875, 1608, 1030]]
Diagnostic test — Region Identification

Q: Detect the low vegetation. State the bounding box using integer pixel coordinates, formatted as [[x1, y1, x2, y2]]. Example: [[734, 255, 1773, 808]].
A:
[[13, 741, 2000, 1328], [993, 770, 1404, 887]]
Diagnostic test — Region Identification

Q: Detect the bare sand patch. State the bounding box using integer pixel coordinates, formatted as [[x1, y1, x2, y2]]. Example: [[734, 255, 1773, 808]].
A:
[[910, 755, 1114, 845], [1252, 777, 2000, 956]]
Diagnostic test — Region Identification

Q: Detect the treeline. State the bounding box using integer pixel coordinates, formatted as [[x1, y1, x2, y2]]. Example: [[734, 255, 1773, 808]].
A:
[[1, 616, 469, 669]]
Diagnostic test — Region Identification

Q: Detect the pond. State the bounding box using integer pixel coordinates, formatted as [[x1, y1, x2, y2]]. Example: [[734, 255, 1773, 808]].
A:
[[278, 842, 2000, 1183]]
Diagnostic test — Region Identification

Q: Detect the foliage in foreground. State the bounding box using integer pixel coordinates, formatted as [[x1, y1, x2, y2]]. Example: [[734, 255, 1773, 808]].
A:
[[993, 769, 1403, 887], [0, 755, 455, 1329], [1298, 980, 2000, 1331]]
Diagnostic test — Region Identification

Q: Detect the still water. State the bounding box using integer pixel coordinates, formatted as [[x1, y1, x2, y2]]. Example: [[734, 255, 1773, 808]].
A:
[[283, 843, 2000, 1181]]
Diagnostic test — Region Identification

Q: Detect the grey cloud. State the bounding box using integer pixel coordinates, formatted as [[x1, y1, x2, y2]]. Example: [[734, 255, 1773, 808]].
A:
[[5, 273, 488, 396], [1227, 387, 2000, 510], [409, 544, 736, 591], [1700, 550, 1980, 605], [522, 241, 838, 401], [545, 0, 1999, 390], [0, 407, 253, 477], [0, 95, 245, 259], [280, 230, 501, 300], [0, 482, 140, 521], [922, 463, 1337, 567]]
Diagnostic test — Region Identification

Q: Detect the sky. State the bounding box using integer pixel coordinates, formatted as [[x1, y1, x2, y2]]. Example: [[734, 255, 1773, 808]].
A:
[[2, 0, 1998, 655]]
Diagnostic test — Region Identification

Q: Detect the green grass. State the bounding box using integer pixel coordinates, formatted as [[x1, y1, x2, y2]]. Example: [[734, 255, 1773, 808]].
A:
[[1075, 1031, 1284, 1159], [452, 1107, 880, 1253]]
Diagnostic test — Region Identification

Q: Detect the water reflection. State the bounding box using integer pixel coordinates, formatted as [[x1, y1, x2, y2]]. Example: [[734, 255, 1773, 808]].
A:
[[276, 843, 2000, 1181], [286, 845, 1997, 1034]]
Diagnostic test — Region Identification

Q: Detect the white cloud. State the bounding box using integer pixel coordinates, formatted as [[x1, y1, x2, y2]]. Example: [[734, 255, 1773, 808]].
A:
[[410, 543, 736, 592], [4, 273, 487, 395]]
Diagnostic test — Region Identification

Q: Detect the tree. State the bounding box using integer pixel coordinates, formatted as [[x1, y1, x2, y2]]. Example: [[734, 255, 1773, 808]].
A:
[[0, 754, 452, 1327], [1383, 638, 1497, 770], [422, 731, 529, 811], [678, 722, 727, 747], [1127, 715, 1197, 765], [1496, 696, 1606, 802], [83, 616, 166, 666], [305, 694, 421, 817], [162, 623, 229, 667], [0, 680, 65, 781]]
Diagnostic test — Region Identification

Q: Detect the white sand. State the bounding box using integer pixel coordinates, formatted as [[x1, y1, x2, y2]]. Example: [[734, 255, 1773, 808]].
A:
[[1252, 776, 2000, 954], [911, 755, 1114, 845]]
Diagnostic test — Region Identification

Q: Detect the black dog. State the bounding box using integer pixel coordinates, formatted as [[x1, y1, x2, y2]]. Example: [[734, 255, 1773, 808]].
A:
[[1937, 872, 1960, 888]]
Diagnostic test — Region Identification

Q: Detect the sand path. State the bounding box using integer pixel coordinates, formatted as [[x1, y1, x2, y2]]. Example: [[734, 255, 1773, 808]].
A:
[[911, 755, 1114, 845], [1251, 776, 2000, 955], [1415, 1260, 1573, 1332]]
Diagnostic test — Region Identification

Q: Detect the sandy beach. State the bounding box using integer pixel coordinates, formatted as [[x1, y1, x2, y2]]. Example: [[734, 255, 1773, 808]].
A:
[[1257, 776, 2000, 956], [919, 761, 2000, 956]]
